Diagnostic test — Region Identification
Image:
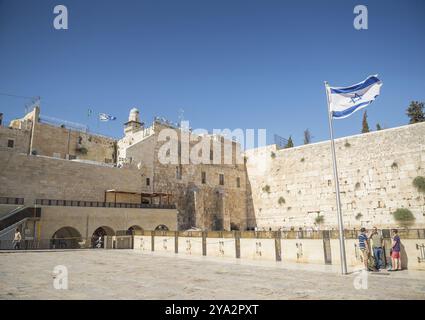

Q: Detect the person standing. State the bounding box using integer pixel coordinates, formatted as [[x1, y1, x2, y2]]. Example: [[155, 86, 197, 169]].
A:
[[389, 229, 402, 271], [370, 227, 384, 270], [13, 228, 22, 250], [358, 228, 370, 270]]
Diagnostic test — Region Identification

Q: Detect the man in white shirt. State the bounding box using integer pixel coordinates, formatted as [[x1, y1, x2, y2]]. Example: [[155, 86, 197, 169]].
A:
[[13, 228, 22, 250]]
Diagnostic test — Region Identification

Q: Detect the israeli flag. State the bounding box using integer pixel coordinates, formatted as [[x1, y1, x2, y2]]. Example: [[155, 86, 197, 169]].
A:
[[99, 113, 117, 121], [328, 75, 383, 119]]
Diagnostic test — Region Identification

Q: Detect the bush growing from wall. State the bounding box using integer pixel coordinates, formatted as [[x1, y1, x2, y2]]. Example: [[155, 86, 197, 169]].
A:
[[262, 185, 271, 193], [392, 208, 415, 228], [413, 176, 425, 193], [315, 215, 324, 225]]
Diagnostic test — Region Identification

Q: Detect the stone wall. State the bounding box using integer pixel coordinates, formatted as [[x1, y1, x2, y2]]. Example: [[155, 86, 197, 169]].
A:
[[0, 126, 30, 154], [245, 122, 425, 230], [38, 206, 178, 239], [6, 107, 116, 164], [120, 121, 249, 231], [0, 151, 145, 205], [31, 122, 116, 164]]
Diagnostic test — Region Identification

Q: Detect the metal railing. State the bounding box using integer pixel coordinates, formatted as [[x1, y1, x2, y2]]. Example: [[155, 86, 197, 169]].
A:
[[35, 199, 176, 209], [0, 197, 24, 205], [0, 237, 105, 250]]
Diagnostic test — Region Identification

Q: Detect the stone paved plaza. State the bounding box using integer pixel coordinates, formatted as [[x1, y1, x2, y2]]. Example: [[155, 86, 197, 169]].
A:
[[1, 250, 425, 300]]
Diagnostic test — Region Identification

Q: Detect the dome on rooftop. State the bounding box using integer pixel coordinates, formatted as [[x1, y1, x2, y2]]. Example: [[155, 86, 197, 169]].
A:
[[130, 108, 139, 113]]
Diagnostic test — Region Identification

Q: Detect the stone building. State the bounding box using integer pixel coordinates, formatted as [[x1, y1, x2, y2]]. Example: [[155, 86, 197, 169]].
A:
[[117, 108, 249, 231], [7, 106, 117, 164], [1, 106, 424, 236]]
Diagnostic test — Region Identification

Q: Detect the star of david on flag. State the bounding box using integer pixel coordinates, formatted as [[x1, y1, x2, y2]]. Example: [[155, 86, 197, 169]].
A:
[[328, 75, 383, 119]]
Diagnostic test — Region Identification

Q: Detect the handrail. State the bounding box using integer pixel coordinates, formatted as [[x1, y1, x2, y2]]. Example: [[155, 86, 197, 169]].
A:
[[35, 199, 176, 209], [0, 197, 25, 205], [0, 207, 41, 232], [0, 206, 27, 221]]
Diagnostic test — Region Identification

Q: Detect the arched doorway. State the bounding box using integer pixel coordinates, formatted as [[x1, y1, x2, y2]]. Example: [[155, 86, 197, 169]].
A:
[[51, 226, 82, 249], [128, 225, 143, 235], [92, 226, 115, 248], [155, 224, 169, 231]]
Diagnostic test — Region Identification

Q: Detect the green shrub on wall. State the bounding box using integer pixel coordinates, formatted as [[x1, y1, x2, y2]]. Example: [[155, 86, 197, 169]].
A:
[[315, 215, 324, 225], [355, 213, 363, 220], [262, 185, 271, 193], [392, 208, 415, 227], [278, 197, 285, 205], [270, 152, 276, 159], [413, 176, 425, 193]]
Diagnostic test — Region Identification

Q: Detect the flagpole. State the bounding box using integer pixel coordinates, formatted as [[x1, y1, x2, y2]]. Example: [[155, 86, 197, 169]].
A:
[[325, 81, 348, 275]]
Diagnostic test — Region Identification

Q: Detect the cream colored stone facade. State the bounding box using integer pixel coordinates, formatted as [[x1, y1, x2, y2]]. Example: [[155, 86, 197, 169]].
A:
[[245, 122, 425, 230], [7, 107, 116, 163], [1, 107, 425, 232], [118, 112, 248, 231]]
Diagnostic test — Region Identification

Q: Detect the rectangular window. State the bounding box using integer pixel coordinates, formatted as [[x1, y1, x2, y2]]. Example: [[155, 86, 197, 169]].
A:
[[53, 152, 61, 158], [210, 150, 214, 161], [7, 139, 14, 148], [201, 172, 206, 184], [146, 178, 150, 186], [236, 177, 241, 188], [219, 174, 224, 186]]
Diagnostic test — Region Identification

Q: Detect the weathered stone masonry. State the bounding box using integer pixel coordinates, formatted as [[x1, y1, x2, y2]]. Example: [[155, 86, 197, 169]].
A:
[[245, 122, 425, 230]]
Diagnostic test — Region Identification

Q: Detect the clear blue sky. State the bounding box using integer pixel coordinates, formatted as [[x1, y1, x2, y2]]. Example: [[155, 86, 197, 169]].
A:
[[1, 0, 424, 145]]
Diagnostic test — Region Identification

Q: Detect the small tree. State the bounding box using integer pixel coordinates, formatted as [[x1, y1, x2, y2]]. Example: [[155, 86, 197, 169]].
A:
[[362, 111, 370, 133], [406, 101, 425, 124], [376, 123, 382, 131], [315, 214, 325, 225], [303, 129, 312, 145], [392, 208, 415, 228], [262, 185, 271, 193], [413, 176, 425, 193], [286, 136, 294, 148]]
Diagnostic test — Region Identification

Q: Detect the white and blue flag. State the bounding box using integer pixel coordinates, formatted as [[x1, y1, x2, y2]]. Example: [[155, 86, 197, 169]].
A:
[[328, 75, 383, 119], [99, 113, 117, 121]]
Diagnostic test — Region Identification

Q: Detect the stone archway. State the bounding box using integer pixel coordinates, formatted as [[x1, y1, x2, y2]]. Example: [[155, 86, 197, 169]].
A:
[[155, 224, 169, 231], [51, 226, 82, 249], [128, 225, 143, 235], [92, 226, 115, 248]]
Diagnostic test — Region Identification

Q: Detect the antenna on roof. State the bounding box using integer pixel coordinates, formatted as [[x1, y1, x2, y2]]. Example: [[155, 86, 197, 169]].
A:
[[178, 108, 184, 125]]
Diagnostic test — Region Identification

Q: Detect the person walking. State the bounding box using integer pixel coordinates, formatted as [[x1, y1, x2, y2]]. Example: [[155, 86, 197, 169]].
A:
[[358, 228, 370, 270], [370, 227, 384, 270], [12, 228, 22, 250]]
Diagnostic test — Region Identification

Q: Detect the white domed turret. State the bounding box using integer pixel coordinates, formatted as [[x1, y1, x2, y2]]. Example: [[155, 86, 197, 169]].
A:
[[124, 107, 143, 136], [129, 108, 140, 123]]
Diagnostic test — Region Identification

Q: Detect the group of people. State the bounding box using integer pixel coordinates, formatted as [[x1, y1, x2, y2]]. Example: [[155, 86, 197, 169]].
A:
[[358, 227, 402, 272]]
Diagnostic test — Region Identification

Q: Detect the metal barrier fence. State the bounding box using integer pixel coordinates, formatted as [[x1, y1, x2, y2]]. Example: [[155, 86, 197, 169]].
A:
[[0, 237, 106, 250], [134, 229, 425, 240], [2, 229, 424, 251], [35, 199, 176, 209]]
